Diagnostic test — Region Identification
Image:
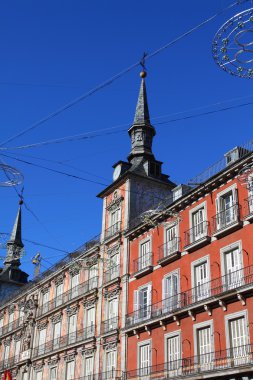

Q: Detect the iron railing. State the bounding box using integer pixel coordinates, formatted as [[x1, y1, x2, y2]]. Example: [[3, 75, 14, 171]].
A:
[[101, 316, 119, 334], [0, 316, 24, 336], [212, 203, 240, 232], [104, 222, 121, 239], [133, 252, 153, 274], [37, 277, 98, 317], [0, 355, 20, 371], [245, 195, 253, 217], [184, 221, 209, 247], [104, 265, 120, 283], [126, 265, 253, 328], [74, 370, 122, 380], [33, 325, 95, 357], [125, 343, 253, 379], [158, 238, 180, 262]]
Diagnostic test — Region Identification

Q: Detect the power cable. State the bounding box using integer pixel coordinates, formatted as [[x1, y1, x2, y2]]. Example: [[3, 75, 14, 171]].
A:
[[0, 0, 241, 148]]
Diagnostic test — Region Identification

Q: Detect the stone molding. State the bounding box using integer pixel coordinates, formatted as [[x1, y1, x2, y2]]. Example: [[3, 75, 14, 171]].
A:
[[14, 331, 23, 341], [50, 312, 62, 324], [107, 192, 124, 211], [33, 361, 44, 371], [104, 342, 117, 351], [37, 319, 48, 330], [47, 356, 59, 366], [66, 304, 79, 316], [3, 337, 12, 346], [85, 254, 100, 268], [82, 297, 97, 309], [41, 284, 51, 295], [82, 346, 96, 356], [107, 244, 120, 256], [104, 285, 121, 299], [69, 264, 80, 277], [53, 274, 65, 286], [64, 351, 77, 362]]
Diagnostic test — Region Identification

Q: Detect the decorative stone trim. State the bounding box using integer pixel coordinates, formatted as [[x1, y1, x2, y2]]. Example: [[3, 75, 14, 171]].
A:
[[47, 356, 59, 366], [53, 274, 65, 286], [85, 254, 100, 268], [64, 352, 77, 362], [18, 300, 25, 311], [24, 296, 38, 311], [0, 310, 5, 319], [69, 264, 80, 277], [66, 304, 79, 316], [82, 297, 97, 309], [41, 284, 50, 295], [107, 244, 120, 256], [8, 304, 15, 313], [12, 368, 18, 377], [50, 312, 62, 324], [37, 320, 48, 330], [82, 346, 96, 356], [104, 342, 117, 351], [104, 285, 121, 299], [3, 337, 12, 346], [14, 332, 22, 341], [33, 361, 44, 371], [107, 195, 124, 211]]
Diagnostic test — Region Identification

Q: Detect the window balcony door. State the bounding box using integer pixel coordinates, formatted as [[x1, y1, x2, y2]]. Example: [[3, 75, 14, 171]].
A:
[[229, 317, 250, 366], [192, 208, 205, 242], [139, 343, 150, 378], [224, 248, 243, 290], [55, 283, 63, 307], [197, 326, 213, 371], [139, 241, 151, 271], [194, 262, 210, 302], [163, 273, 179, 313], [53, 321, 61, 350], [134, 286, 151, 323], [166, 334, 181, 377], [68, 314, 77, 345], [86, 307, 95, 338], [165, 226, 178, 256]]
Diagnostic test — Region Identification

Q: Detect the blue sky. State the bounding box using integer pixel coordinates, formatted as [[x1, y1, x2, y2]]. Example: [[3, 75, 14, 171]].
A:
[[0, 0, 253, 277]]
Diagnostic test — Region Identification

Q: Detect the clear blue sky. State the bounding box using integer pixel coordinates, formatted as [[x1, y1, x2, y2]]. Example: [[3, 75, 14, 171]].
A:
[[0, 0, 252, 277]]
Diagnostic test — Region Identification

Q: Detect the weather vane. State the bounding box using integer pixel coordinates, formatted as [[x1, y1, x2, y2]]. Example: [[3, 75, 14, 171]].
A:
[[213, 4, 253, 78]]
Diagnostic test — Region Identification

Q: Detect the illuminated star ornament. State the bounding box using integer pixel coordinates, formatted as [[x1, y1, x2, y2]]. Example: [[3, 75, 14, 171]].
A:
[[213, 6, 253, 78], [2, 371, 12, 380]]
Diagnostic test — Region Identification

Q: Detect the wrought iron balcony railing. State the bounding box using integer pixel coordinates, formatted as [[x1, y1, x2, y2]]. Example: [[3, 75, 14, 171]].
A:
[[0, 355, 20, 371], [184, 221, 210, 247], [37, 277, 98, 317], [0, 316, 24, 336], [104, 265, 120, 284], [74, 370, 122, 380], [124, 343, 253, 379], [33, 325, 95, 357], [158, 238, 180, 263], [133, 252, 153, 274], [126, 264, 253, 328], [212, 203, 240, 233], [104, 222, 121, 240], [244, 195, 253, 218], [101, 316, 119, 335]]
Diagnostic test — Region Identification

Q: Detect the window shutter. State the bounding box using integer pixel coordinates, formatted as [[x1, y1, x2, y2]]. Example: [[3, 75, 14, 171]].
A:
[[134, 290, 139, 311], [232, 188, 238, 204], [147, 285, 152, 316]]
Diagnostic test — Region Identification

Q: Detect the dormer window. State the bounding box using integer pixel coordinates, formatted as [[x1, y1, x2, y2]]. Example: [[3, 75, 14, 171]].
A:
[[149, 162, 160, 177]]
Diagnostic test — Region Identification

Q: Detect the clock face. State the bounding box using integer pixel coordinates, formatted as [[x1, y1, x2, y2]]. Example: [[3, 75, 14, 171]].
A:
[[113, 164, 121, 181]]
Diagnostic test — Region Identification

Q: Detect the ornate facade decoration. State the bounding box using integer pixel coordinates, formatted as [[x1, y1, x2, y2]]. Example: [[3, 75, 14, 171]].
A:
[[53, 273, 65, 286], [104, 342, 117, 351], [66, 304, 79, 316], [104, 285, 121, 299], [37, 319, 48, 330], [3, 337, 12, 346], [107, 244, 120, 257], [106, 194, 124, 212], [85, 253, 100, 268], [50, 312, 62, 324], [8, 304, 15, 313], [82, 346, 96, 356], [14, 331, 23, 341], [69, 263, 80, 277], [82, 297, 97, 309], [33, 361, 44, 371], [64, 352, 77, 362], [47, 356, 59, 366], [41, 284, 50, 295]]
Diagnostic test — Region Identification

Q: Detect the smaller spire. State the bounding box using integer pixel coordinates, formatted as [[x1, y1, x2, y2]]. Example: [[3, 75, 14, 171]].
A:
[[8, 201, 24, 248], [133, 71, 150, 126]]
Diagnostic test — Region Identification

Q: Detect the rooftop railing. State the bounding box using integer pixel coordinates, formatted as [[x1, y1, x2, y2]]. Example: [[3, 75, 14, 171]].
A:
[[33, 325, 95, 358], [212, 203, 240, 233], [126, 264, 253, 328], [124, 343, 253, 379], [37, 277, 98, 317]]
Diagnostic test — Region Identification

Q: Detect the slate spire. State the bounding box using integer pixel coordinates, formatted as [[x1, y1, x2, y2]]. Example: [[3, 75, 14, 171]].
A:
[[4, 201, 24, 268], [128, 71, 156, 163]]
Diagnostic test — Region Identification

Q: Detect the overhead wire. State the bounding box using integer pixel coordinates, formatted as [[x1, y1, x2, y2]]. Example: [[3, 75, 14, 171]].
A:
[[0, 0, 242, 148]]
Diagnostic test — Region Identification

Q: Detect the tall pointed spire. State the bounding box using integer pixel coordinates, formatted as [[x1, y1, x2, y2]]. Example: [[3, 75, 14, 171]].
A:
[[128, 71, 156, 163], [4, 200, 24, 268]]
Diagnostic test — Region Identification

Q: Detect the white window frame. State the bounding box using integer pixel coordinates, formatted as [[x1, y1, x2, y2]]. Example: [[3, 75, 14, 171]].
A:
[[137, 339, 151, 376], [134, 283, 152, 322], [193, 320, 214, 370], [110, 208, 121, 230], [191, 255, 210, 301], [164, 222, 179, 256], [35, 370, 43, 380], [138, 236, 152, 270], [49, 366, 57, 380], [104, 349, 117, 376], [215, 184, 238, 228], [164, 330, 181, 375], [84, 355, 94, 378], [162, 270, 180, 313], [189, 201, 207, 242], [220, 241, 244, 288], [65, 359, 75, 380], [225, 310, 249, 349]]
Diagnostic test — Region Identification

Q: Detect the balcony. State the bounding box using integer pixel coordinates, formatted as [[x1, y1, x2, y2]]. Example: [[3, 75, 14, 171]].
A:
[[104, 222, 121, 241], [244, 196, 253, 221], [125, 265, 253, 329], [212, 203, 242, 237], [37, 277, 98, 317], [104, 265, 120, 285], [158, 238, 181, 266], [33, 325, 95, 358], [184, 222, 210, 252], [101, 316, 119, 335], [0, 316, 24, 336], [132, 252, 153, 279], [125, 344, 253, 379], [74, 370, 122, 380], [0, 355, 20, 371]]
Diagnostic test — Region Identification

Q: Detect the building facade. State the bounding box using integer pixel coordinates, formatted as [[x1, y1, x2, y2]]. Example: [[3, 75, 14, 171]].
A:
[[1, 71, 253, 380]]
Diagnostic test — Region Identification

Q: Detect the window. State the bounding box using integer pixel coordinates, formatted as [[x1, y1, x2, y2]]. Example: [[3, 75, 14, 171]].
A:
[[105, 350, 116, 378], [68, 314, 77, 344], [163, 272, 179, 313], [56, 283, 63, 307], [71, 273, 79, 298], [165, 225, 178, 256], [35, 371, 42, 380], [19, 307, 24, 320], [86, 307, 95, 337], [139, 240, 151, 270], [196, 326, 213, 369], [216, 188, 237, 228], [110, 208, 120, 231], [108, 252, 120, 280], [85, 356, 94, 379], [134, 285, 152, 322], [166, 333, 180, 374], [224, 247, 243, 289], [228, 315, 249, 364], [38, 328, 46, 354], [22, 373, 28, 380], [66, 360, 75, 380], [4, 345, 10, 362], [89, 264, 98, 289], [138, 342, 150, 376], [193, 260, 210, 301], [14, 340, 21, 361], [8, 312, 14, 331], [107, 298, 118, 331], [53, 321, 61, 349], [191, 207, 205, 241], [50, 367, 57, 380], [42, 291, 49, 313]]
